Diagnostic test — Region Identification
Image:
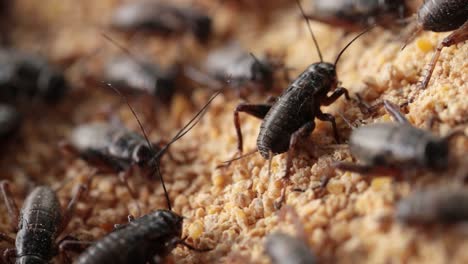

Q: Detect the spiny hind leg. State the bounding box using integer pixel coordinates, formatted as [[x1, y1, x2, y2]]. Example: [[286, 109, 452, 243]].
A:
[[418, 21, 468, 90], [383, 100, 410, 125], [232, 102, 273, 157], [275, 121, 315, 210], [316, 111, 341, 143]]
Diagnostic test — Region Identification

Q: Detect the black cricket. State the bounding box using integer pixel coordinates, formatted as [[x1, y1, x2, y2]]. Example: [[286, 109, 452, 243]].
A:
[[104, 56, 179, 104], [396, 187, 468, 225], [0, 48, 68, 103], [185, 41, 283, 97], [305, 0, 408, 31], [228, 0, 371, 208], [334, 100, 465, 175], [110, 1, 212, 43], [0, 181, 87, 263]]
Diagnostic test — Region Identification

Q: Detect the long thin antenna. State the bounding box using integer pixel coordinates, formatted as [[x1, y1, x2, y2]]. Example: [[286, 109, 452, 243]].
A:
[[101, 32, 140, 62], [216, 149, 258, 168], [155, 159, 172, 211], [249, 52, 265, 67], [152, 90, 222, 160], [148, 90, 222, 210], [295, 0, 323, 62], [105, 82, 155, 152], [334, 25, 375, 67]]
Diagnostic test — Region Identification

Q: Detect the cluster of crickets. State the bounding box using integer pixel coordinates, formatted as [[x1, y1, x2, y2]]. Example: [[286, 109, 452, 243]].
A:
[[0, 0, 466, 263]]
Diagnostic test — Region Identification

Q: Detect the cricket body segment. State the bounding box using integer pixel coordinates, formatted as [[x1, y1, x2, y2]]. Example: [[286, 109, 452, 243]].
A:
[[15, 186, 62, 264], [104, 56, 177, 103], [0, 182, 86, 264], [204, 41, 274, 90], [334, 100, 457, 175], [0, 48, 68, 103], [349, 123, 449, 170], [257, 62, 337, 158], [111, 1, 212, 43], [76, 210, 183, 264], [70, 122, 155, 172], [417, 0, 467, 32], [307, 0, 407, 30], [396, 188, 468, 224]]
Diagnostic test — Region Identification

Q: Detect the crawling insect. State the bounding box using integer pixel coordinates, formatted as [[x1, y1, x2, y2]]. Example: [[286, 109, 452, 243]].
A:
[[63, 121, 160, 202], [0, 181, 87, 263], [185, 41, 285, 97], [334, 100, 465, 175], [305, 0, 408, 30], [403, 0, 468, 90], [75, 208, 207, 264], [396, 187, 468, 224], [110, 1, 212, 43], [227, 0, 371, 207], [63, 86, 220, 212], [0, 48, 69, 103], [104, 56, 179, 104], [0, 104, 20, 139], [75, 92, 218, 264]]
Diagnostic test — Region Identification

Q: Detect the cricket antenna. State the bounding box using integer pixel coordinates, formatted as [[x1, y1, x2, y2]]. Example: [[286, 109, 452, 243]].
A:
[[334, 25, 375, 67], [105, 83, 155, 153], [148, 90, 222, 210], [249, 52, 265, 67], [216, 149, 258, 168], [155, 160, 172, 211], [101, 32, 139, 61], [295, 0, 323, 62], [337, 112, 356, 129]]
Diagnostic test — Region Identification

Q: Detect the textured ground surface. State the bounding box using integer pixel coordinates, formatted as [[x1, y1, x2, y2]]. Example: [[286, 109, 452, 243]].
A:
[[0, 0, 467, 263]]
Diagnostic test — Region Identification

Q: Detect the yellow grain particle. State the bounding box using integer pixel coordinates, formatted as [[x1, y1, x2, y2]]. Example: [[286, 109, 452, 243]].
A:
[[188, 220, 204, 240], [171, 94, 191, 121], [97, 179, 113, 193], [440, 86, 450, 93], [207, 206, 221, 215], [327, 181, 345, 195], [273, 179, 283, 188], [212, 173, 225, 187], [234, 208, 248, 228], [416, 38, 433, 53], [371, 177, 392, 191], [270, 161, 280, 174], [342, 172, 353, 178], [381, 114, 392, 122]]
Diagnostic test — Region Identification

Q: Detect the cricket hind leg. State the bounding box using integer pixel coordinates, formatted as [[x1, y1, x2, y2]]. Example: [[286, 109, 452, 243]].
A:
[[274, 121, 315, 210]]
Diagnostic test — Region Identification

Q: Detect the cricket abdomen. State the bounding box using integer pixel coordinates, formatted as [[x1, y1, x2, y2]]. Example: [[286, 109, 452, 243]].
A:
[[257, 90, 316, 159]]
